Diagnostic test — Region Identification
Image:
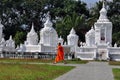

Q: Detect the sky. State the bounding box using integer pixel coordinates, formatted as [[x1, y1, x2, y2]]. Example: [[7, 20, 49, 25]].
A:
[[80, 0, 113, 8], [81, 0, 113, 3], [81, 0, 98, 3], [81, 0, 98, 8]]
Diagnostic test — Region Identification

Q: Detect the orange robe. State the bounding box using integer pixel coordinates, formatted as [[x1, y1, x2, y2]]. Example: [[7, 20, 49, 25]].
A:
[[55, 45, 64, 63]]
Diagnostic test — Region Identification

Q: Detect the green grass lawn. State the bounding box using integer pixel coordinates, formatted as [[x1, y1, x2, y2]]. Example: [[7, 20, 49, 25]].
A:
[[112, 68, 120, 80], [66, 59, 88, 64], [0, 58, 53, 63], [0, 58, 87, 80], [109, 61, 120, 80], [0, 63, 74, 80], [109, 61, 120, 66], [0, 58, 88, 64]]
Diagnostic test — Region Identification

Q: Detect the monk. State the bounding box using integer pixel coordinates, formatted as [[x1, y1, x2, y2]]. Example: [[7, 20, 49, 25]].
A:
[[54, 43, 66, 64]]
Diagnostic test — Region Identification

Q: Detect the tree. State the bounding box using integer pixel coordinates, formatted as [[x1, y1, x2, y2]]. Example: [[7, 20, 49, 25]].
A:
[[0, 0, 89, 45], [107, 0, 120, 45], [14, 31, 26, 46], [88, 1, 103, 27], [55, 0, 89, 42], [107, 0, 120, 33], [56, 12, 87, 42]]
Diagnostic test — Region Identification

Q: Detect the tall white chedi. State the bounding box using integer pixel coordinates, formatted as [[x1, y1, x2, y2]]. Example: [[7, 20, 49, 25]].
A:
[[40, 13, 58, 46], [0, 21, 3, 42], [94, 1, 112, 45], [26, 23, 38, 45], [85, 27, 95, 46], [67, 28, 78, 46]]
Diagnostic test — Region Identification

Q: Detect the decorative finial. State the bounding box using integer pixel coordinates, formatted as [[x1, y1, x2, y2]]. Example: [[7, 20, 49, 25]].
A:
[[44, 11, 53, 27], [30, 23, 35, 33], [102, 0, 105, 8], [70, 28, 75, 34], [60, 36, 62, 38], [91, 26, 94, 29], [9, 35, 12, 40], [32, 23, 34, 29], [114, 43, 117, 47], [46, 11, 51, 20]]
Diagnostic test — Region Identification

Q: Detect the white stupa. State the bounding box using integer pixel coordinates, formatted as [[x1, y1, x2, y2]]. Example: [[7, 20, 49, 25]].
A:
[[85, 26, 95, 46], [6, 36, 15, 48], [26, 23, 38, 45], [40, 13, 58, 47], [97, 1, 109, 22], [67, 28, 78, 46], [94, 1, 112, 45]]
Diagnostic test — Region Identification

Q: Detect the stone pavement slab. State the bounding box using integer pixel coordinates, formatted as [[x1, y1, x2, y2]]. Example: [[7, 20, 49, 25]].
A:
[[54, 62, 114, 80]]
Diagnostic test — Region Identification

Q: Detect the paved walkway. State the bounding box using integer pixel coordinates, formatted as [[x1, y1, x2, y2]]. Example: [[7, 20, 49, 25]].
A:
[[54, 62, 114, 80]]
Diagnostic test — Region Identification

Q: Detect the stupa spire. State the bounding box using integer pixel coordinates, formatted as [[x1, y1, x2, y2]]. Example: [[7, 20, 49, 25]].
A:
[[97, 0, 109, 22], [102, 0, 105, 8], [44, 12, 53, 27], [70, 28, 75, 34], [9, 35, 12, 40], [27, 23, 37, 37], [30, 23, 35, 33]]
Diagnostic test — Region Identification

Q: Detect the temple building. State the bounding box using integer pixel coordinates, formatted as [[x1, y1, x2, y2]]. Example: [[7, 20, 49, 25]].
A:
[[0, 1, 120, 61], [75, 2, 118, 61]]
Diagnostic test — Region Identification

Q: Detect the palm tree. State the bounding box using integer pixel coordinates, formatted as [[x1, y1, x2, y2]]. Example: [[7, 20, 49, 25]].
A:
[[56, 12, 87, 42]]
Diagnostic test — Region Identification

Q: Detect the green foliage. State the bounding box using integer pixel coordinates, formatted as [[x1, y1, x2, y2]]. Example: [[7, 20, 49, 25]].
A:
[[14, 31, 26, 46], [107, 0, 120, 33], [112, 32, 120, 45], [88, 1, 102, 26], [56, 12, 87, 42], [107, 0, 120, 44], [54, 0, 89, 42]]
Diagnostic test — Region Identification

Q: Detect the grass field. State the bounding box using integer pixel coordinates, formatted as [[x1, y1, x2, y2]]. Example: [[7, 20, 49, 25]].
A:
[[0, 58, 88, 64], [0, 58, 88, 80], [0, 58, 53, 63], [109, 61, 120, 66], [0, 63, 74, 80], [0, 58, 87, 80], [112, 68, 120, 80]]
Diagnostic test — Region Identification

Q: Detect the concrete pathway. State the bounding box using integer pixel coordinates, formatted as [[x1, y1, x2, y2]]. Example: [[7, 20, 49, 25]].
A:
[[54, 62, 114, 80]]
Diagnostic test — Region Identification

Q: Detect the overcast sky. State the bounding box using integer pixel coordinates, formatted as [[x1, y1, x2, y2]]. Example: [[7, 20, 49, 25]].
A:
[[81, 0, 113, 3], [81, 0, 98, 3], [81, 0, 113, 8], [81, 0, 98, 8]]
